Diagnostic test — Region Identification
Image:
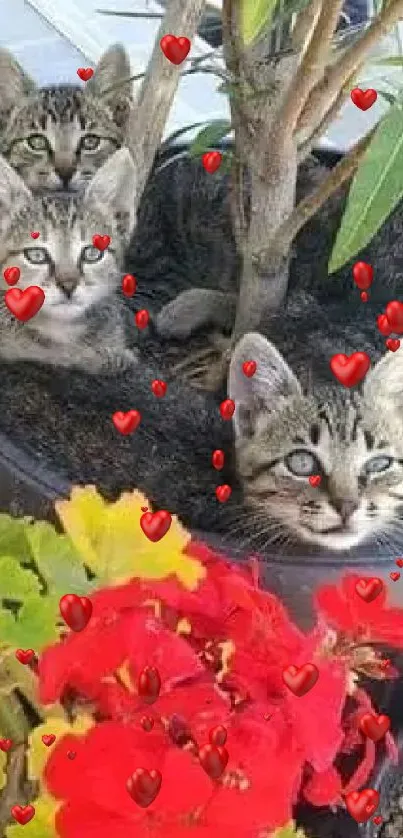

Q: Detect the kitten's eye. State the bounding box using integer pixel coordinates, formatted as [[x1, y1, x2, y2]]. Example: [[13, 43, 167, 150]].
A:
[[81, 245, 104, 263], [81, 135, 101, 152], [284, 449, 320, 478], [364, 455, 394, 475], [23, 247, 49, 264], [26, 134, 49, 152]]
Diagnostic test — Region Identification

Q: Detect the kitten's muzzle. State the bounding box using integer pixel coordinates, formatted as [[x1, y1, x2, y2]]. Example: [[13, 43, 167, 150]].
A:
[[329, 497, 359, 523], [55, 274, 79, 298]]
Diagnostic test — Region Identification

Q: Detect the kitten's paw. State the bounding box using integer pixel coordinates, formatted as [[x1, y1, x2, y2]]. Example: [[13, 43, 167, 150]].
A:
[[171, 334, 231, 391], [155, 298, 198, 340]]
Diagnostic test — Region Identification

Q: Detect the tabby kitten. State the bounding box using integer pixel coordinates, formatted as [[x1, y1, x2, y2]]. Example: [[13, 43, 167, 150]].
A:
[[0, 148, 138, 370], [0, 44, 133, 192]]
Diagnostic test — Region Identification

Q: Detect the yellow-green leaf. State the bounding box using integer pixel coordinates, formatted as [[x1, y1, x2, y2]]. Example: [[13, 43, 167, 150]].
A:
[[0, 556, 41, 600], [0, 596, 60, 651], [0, 747, 6, 791], [5, 796, 58, 838], [240, 0, 276, 45], [25, 521, 91, 595], [56, 486, 205, 590], [272, 822, 308, 838]]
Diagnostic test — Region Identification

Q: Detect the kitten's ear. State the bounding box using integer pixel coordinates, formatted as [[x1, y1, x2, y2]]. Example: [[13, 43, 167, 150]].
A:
[[86, 44, 133, 127], [0, 155, 32, 240], [228, 332, 302, 439], [364, 350, 403, 407], [83, 148, 136, 237], [0, 49, 36, 116]]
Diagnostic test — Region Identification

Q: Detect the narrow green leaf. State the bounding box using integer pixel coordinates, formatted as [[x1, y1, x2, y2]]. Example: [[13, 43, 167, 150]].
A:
[[0, 515, 31, 561], [240, 0, 277, 45], [0, 556, 40, 599], [25, 521, 92, 596], [329, 103, 403, 273], [376, 89, 397, 106], [372, 56, 403, 67], [189, 120, 232, 157]]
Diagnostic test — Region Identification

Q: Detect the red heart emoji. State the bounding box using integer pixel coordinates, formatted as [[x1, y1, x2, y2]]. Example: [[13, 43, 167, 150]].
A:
[[15, 649, 35, 665], [140, 715, 154, 732], [0, 739, 12, 752], [242, 360, 257, 378], [202, 151, 222, 174], [330, 352, 370, 387], [42, 734, 56, 747], [11, 805, 35, 825], [309, 475, 321, 487], [352, 261, 374, 291], [67, 750, 76, 760], [160, 35, 191, 65], [127, 768, 162, 808], [361, 291, 369, 302], [386, 338, 400, 352], [373, 816, 383, 825], [212, 449, 225, 470], [151, 379, 167, 398], [5, 286, 45, 322], [122, 274, 137, 297], [209, 725, 227, 747], [345, 788, 379, 823], [377, 313, 392, 336], [30, 231, 40, 239], [92, 234, 110, 251], [199, 744, 228, 780], [112, 410, 141, 435], [138, 666, 161, 704], [140, 510, 172, 542], [350, 88, 377, 110], [219, 399, 235, 420], [216, 484, 232, 503], [396, 558, 403, 568], [359, 712, 390, 742], [77, 67, 94, 81], [385, 300, 403, 334], [135, 309, 150, 329], [355, 577, 384, 603], [390, 571, 400, 582], [282, 663, 319, 697], [59, 594, 92, 632], [3, 266, 20, 286]]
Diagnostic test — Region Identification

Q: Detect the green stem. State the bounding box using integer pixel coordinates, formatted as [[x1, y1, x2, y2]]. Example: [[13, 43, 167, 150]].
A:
[[0, 693, 29, 743]]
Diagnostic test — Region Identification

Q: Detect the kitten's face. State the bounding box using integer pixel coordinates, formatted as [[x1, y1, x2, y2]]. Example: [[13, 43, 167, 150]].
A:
[[0, 45, 133, 193], [0, 148, 136, 331], [230, 334, 403, 553]]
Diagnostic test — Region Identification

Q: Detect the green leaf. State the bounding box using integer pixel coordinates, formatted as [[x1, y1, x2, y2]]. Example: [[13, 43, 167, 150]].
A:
[[25, 521, 92, 596], [372, 56, 403, 67], [377, 89, 397, 106], [0, 556, 40, 600], [189, 120, 232, 157], [329, 102, 403, 273], [5, 796, 58, 838], [0, 515, 31, 562], [0, 596, 60, 649], [240, 0, 276, 45]]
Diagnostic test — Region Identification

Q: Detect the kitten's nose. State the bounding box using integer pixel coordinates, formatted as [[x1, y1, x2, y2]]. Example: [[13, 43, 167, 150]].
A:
[[55, 275, 79, 298], [331, 497, 359, 522], [55, 163, 76, 188]]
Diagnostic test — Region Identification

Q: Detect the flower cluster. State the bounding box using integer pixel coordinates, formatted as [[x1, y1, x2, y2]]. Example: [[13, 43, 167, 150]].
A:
[[38, 545, 401, 838]]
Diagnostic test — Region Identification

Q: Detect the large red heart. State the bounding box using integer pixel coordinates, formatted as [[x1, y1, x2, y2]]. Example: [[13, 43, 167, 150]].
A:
[[199, 744, 228, 780], [112, 410, 141, 435], [329, 352, 370, 387], [92, 234, 110, 251], [0, 739, 12, 752], [350, 88, 377, 111], [352, 261, 373, 291], [377, 313, 392, 336], [282, 663, 319, 697], [345, 789, 379, 823], [359, 712, 390, 742], [385, 300, 403, 334], [137, 666, 161, 704], [11, 805, 35, 825], [140, 510, 172, 542], [160, 35, 191, 65], [355, 577, 384, 603], [5, 286, 45, 322], [3, 266, 20, 286], [15, 649, 35, 665], [59, 594, 92, 632], [77, 67, 93, 81], [202, 151, 222, 174], [127, 768, 162, 808]]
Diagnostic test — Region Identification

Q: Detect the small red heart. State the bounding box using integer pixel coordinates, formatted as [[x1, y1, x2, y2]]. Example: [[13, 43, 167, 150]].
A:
[[242, 360, 257, 378], [59, 594, 92, 632], [216, 484, 232, 503], [373, 816, 383, 825], [67, 750, 76, 760], [122, 274, 137, 297], [92, 234, 110, 251], [359, 712, 390, 742], [151, 379, 167, 398], [42, 734, 56, 747], [330, 352, 371, 387], [390, 571, 400, 582], [141, 507, 148, 513], [385, 300, 403, 334], [350, 88, 377, 110], [377, 313, 392, 336], [5, 286, 45, 322], [160, 35, 191, 65], [135, 309, 150, 329], [77, 67, 94, 81], [209, 725, 227, 747], [355, 577, 384, 603], [127, 768, 162, 807], [212, 449, 225, 470], [140, 510, 172, 542], [141, 715, 154, 732], [396, 558, 403, 567], [345, 788, 379, 822], [219, 399, 235, 420], [352, 262, 374, 290], [3, 266, 20, 286], [138, 666, 161, 704], [199, 744, 228, 780], [15, 649, 35, 665], [112, 410, 141, 435], [386, 338, 400, 352], [202, 151, 222, 174], [282, 663, 319, 697], [11, 805, 35, 825], [361, 291, 369, 302], [0, 739, 12, 752], [30, 231, 40, 239], [309, 475, 321, 487], [380, 658, 391, 670]]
